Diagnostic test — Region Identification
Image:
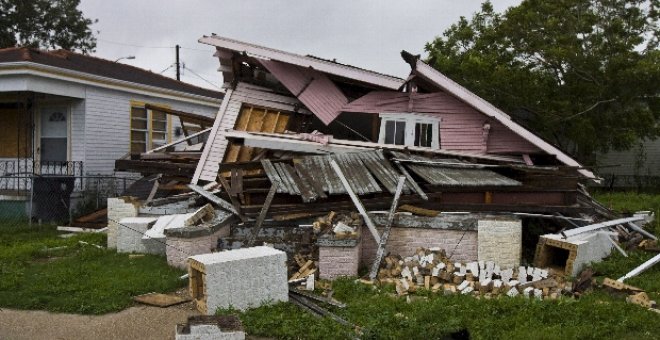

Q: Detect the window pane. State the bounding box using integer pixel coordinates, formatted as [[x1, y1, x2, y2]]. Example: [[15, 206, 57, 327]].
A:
[[152, 132, 166, 140], [152, 111, 167, 120], [384, 120, 395, 144], [414, 123, 433, 147], [131, 119, 147, 130], [41, 138, 67, 162], [131, 107, 147, 119], [152, 121, 167, 131], [131, 131, 147, 142], [131, 142, 146, 154], [394, 121, 405, 145]]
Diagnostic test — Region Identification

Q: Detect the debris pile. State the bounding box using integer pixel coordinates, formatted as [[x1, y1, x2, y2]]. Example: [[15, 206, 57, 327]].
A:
[[313, 211, 362, 239], [603, 278, 658, 312], [378, 248, 573, 300]]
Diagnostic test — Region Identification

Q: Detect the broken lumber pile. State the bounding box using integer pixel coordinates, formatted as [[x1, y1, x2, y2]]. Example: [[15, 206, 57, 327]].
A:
[[377, 248, 572, 300], [313, 211, 361, 239]]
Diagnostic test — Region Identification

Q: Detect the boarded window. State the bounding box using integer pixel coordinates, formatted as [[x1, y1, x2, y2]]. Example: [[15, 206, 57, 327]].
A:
[[0, 108, 32, 158]]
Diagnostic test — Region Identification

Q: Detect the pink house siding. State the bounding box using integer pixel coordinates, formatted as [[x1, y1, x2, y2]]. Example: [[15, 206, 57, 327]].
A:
[[342, 91, 540, 155]]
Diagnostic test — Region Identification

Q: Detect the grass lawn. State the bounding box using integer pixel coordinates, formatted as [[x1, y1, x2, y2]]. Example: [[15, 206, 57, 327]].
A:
[[0, 224, 186, 314], [219, 192, 660, 339]]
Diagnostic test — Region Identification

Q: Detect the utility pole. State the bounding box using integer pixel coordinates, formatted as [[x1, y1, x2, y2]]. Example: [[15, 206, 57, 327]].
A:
[[175, 44, 181, 80]]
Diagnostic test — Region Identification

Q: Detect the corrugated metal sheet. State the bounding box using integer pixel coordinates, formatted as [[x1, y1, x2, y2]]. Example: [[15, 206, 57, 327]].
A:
[[391, 152, 521, 187], [259, 60, 348, 125]]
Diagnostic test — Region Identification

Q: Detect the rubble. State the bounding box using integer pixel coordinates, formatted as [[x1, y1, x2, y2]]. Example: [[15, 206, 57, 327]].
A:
[[376, 247, 572, 300], [175, 315, 245, 340]]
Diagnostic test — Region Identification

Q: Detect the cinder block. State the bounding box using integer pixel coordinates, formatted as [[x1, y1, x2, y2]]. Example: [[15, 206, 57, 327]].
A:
[[188, 246, 288, 314], [477, 218, 522, 268], [107, 197, 139, 249], [116, 217, 158, 254]]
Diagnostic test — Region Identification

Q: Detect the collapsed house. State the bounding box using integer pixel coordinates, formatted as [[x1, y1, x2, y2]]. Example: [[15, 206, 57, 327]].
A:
[[107, 36, 657, 313]]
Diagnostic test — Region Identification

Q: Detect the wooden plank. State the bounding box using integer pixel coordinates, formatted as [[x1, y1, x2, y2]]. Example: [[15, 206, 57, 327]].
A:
[[369, 176, 406, 281], [115, 159, 196, 177], [248, 182, 279, 246], [144, 179, 160, 206], [144, 104, 214, 125], [398, 204, 439, 217], [329, 159, 380, 244], [188, 184, 239, 215], [146, 128, 211, 154], [74, 208, 108, 223], [216, 175, 246, 222], [393, 162, 428, 200], [618, 253, 660, 282], [133, 292, 190, 307]]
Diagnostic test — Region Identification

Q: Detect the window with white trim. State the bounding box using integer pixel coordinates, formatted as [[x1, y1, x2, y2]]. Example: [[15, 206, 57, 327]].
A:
[[130, 106, 169, 153], [378, 113, 440, 149]]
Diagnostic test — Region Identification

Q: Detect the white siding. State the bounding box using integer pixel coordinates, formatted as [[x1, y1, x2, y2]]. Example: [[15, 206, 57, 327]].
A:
[[70, 99, 85, 164], [194, 82, 304, 183], [82, 86, 219, 175]]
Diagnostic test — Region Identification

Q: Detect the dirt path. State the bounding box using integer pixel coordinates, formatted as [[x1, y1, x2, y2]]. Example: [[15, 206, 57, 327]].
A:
[[0, 304, 199, 340]]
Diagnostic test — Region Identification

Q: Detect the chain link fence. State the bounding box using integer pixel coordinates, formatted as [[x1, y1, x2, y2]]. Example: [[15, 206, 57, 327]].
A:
[[0, 174, 138, 227]]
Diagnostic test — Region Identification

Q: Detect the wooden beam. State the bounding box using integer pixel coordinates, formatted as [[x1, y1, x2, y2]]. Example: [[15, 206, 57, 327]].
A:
[[144, 104, 214, 125], [393, 161, 428, 200], [329, 159, 380, 244], [188, 184, 239, 215], [146, 128, 211, 154], [216, 175, 246, 222], [248, 182, 279, 246], [115, 159, 196, 177], [369, 176, 406, 281]]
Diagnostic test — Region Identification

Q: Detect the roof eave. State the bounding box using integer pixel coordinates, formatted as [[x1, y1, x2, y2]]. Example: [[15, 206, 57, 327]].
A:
[[0, 62, 223, 106], [198, 35, 405, 90], [410, 58, 596, 179]]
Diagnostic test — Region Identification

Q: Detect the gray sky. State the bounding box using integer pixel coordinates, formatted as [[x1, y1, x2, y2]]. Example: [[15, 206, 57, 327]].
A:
[[79, 0, 521, 91]]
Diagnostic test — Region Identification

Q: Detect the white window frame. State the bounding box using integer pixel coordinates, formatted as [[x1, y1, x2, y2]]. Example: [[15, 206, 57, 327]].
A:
[[378, 113, 440, 149]]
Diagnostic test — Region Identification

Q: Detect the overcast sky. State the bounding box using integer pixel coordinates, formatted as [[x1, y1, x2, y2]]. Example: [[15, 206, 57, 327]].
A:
[[79, 0, 521, 91]]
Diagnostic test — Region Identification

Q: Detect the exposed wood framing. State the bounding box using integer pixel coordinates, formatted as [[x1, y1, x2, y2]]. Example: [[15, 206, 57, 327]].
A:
[[248, 182, 279, 246], [188, 184, 239, 215]]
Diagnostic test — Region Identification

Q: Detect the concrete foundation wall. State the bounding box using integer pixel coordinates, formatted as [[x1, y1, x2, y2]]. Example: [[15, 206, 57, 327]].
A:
[[167, 225, 230, 269], [361, 226, 478, 266], [175, 324, 245, 340], [107, 197, 139, 249], [478, 218, 522, 268], [319, 240, 361, 280]]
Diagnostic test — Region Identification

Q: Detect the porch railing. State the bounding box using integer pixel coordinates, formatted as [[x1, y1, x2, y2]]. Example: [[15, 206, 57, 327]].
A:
[[0, 160, 84, 192]]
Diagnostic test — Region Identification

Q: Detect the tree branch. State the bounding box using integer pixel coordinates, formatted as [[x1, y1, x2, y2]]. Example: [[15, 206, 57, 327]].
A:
[[561, 98, 617, 121]]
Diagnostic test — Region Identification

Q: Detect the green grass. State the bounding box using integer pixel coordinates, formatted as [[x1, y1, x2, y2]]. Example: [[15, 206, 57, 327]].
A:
[[0, 224, 186, 314], [218, 193, 660, 339], [593, 191, 660, 234]]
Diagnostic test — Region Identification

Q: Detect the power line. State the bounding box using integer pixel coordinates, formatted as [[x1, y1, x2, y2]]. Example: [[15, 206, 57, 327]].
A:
[[183, 65, 223, 90], [159, 64, 174, 74]]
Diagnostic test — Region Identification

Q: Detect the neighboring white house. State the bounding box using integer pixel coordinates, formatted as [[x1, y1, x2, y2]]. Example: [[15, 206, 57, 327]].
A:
[[0, 47, 222, 184]]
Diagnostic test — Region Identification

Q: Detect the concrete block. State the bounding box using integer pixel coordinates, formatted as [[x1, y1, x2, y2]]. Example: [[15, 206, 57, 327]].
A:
[[116, 217, 158, 254], [175, 315, 244, 340], [107, 197, 139, 249], [188, 246, 288, 314], [477, 218, 522, 268]]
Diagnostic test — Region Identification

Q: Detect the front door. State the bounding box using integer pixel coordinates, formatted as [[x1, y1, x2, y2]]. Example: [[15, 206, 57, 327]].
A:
[[39, 107, 68, 163]]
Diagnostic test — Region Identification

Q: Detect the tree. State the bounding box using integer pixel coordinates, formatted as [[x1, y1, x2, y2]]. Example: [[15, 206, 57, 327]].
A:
[[425, 0, 660, 164], [0, 0, 97, 53]]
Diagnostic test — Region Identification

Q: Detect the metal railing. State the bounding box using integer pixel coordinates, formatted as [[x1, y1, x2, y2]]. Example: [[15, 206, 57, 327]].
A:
[[0, 160, 84, 192]]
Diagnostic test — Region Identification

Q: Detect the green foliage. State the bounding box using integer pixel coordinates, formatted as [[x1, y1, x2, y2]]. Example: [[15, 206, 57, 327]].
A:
[[425, 0, 660, 164], [0, 0, 97, 52], [0, 225, 185, 314]]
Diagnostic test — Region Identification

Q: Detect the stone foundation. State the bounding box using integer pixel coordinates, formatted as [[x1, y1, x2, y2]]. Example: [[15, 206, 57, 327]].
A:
[[107, 197, 139, 249], [318, 237, 361, 280]]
